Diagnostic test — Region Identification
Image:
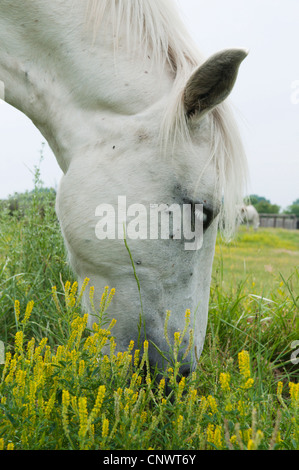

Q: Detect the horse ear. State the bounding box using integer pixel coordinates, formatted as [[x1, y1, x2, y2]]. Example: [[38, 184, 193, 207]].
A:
[[183, 49, 248, 118]]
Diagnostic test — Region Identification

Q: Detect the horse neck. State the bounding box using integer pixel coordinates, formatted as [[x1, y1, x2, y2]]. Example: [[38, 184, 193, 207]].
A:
[[0, 1, 173, 171]]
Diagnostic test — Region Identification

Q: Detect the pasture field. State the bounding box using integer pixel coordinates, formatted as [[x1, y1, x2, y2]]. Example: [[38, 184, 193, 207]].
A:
[[0, 188, 298, 450]]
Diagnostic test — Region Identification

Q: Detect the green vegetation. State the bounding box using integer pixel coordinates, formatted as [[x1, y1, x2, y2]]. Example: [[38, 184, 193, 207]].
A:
[[0, 186, 298, 450]]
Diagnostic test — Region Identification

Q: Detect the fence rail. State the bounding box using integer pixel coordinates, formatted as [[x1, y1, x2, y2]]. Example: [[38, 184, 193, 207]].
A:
[[259, 213, 298, 230]]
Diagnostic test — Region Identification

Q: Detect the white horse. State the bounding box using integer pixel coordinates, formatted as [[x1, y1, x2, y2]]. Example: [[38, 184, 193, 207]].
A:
[[0, 0, 248, 376], [241, 205, 260, 231]]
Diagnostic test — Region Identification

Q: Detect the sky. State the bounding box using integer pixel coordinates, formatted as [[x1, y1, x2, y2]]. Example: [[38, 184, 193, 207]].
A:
[[0, 0, 298, 210]]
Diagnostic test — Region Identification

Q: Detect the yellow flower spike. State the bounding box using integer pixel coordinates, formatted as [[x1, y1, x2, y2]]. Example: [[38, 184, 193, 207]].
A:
[[177, 376, 186, 402], [5, 357, 17, 384], [62, 390, 71, 435], [108, 318, 117, 331], [71, 395, 78, 413], [100, 286, 109, 312], [44, 393, 56, 419], [289, 382, 299, 405], [177, 415, 184, 436], [22, 300, 34, 325], [182, 328, 194, 361], [106, 288, 116, 310], [26, 338, 36, 362], [7, 443, 14, 450], [76, 278, 90, 306], [14, 331, 24, 354], [89, 285, 96, 313], [244, 378, 254, 389], [70, 281, 78, 297], [180, 309, 191, 343], [206, 423, 215, 447], [277, 381, 283, 398], [64, 280, 71, 305], [78, 397, 89, 440], [158, 378, 165, 395], [90, 385, 106, 422], [174, 331, 181, 345], [14, 300, 20, 323], [102, 418, 109, 439], [51, 286, 62, 313], [78, 360, 85, 377], [134, 349, 140, 368], [207, 395, 218, 414], [214, 426, 223, 449], [220, 372, 231, 393], [0, 438, 4, 450], [247, 439, 255, 450], [1, 352, 11, 381], [238, 350, 251, 379]]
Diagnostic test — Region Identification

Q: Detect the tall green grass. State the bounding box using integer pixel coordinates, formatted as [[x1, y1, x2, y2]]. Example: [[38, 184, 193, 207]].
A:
[[0, 180, 298, 450]]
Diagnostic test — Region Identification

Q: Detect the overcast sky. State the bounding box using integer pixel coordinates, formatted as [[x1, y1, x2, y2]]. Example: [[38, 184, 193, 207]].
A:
[[0, 0, 298, 209]]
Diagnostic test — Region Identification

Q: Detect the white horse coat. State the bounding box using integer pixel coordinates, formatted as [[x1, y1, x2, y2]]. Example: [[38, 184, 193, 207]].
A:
[[241, 205, 260, 230], [0, 0, 248, 375]]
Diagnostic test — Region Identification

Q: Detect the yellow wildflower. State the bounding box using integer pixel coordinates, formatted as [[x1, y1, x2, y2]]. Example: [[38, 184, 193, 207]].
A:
[[238, 350, 251, 379], [77, 278, 90, 305], [99, 286, 109, 312], [289, 382, 299, 405], [62, 390, 70, 435], [102, 418, 109, 439], [219, 372, 231, 392], [14, 331, 24, 354], [206, 423, 215, 446], [174, 331, 181, 347], [207, 395, 218, 414], [22, 300, 34, 325], [214, 426, 223, 449], [44, 392, 56, 419], [158, 378, 165, 394], [277, 381, 283, 398], [177, 415, 184, 436], [244, 378, 254, 389], [90, 385, 106, 420], [78, 397, 88, 440], [78, 360, 85, 377], [0, 438, 4, 450], [7, 442, 14, 450], [14, 300, 20, 323]]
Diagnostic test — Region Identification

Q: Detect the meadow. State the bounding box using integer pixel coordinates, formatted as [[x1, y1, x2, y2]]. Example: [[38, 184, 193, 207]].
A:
[[0, 186, 298, 450]]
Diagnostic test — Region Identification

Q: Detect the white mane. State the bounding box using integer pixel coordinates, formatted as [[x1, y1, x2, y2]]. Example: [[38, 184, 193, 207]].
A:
[[87, 0, 248, 237]]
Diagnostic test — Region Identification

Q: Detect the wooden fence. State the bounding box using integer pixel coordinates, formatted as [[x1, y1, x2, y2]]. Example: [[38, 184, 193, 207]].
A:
[[259, 213, 298, 230]]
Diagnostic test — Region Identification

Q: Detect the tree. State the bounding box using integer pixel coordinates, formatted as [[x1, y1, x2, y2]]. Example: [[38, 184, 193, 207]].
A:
[[284, 199, 299, 217], [246, 195, 270, 206], [245, 195, 280, 214], [254, 201, 280, 214]]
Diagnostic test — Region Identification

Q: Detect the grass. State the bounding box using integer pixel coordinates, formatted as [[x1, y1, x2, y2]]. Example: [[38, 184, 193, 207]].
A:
[[214, 227, 299, 295], [0, 186, 298, 450]]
